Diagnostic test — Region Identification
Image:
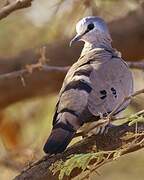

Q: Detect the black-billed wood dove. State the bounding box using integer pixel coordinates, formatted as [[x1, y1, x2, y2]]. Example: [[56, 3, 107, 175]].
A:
[[43, 16, 133, 154]]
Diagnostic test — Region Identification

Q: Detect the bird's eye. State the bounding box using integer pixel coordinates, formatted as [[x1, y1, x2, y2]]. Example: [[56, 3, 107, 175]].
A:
[[87, 23, 94, 30]]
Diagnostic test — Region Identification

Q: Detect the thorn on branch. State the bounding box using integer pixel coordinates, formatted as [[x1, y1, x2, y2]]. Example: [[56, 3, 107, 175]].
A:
[[25, 46, 49, 74], [19, 75, 26, 87], [39, 46, 49, 65]]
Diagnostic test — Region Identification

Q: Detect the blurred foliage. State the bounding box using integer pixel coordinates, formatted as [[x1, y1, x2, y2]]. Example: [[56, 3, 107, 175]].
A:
[[3, 94, 57, 149], [0, 95, 57, 179]]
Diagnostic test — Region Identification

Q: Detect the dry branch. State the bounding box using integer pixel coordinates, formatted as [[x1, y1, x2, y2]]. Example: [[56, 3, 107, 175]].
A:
[[0, 64, 69, 81], [0, 59, 144, 81], [0, 0, 33, 20]]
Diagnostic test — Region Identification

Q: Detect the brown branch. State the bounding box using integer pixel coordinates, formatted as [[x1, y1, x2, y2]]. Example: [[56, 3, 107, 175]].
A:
[[127, 60, 144, 70], [0, 64, 69, 81], [0, 0, 33, 20], [14, 118, 144, 180], [0, 59, 144, 82]]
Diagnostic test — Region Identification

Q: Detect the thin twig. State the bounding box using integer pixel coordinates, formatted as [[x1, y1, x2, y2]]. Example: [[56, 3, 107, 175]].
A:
[[19, 75, 26, 87], [135, 109, 144, 116], [0, 65, 69, 80]]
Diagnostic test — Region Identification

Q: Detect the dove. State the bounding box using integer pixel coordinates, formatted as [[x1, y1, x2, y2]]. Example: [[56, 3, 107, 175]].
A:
[[43, 16, 133, 154]]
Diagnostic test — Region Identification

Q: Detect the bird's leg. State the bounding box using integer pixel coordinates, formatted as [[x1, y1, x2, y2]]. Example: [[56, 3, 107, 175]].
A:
[[75, 118, 108, 138], [74, 122, 99, 139], [74, 131, 86, 138], [101, 123, 117, 135], [74, 113, 117, 138], [82, 113, 117, 136], [97, 113, 118, 135]]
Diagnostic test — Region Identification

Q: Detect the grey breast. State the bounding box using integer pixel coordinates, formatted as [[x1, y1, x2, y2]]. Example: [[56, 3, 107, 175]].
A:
[[88, 51, 133, 116]]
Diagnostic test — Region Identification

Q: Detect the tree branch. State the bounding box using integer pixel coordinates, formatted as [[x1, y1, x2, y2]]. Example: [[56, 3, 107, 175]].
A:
[[0, 59, 144, 81], [127, 60, 144, 70], [0, 0, 33, 20], [0, 64, 69, 81], [14, 114, 144, 180]]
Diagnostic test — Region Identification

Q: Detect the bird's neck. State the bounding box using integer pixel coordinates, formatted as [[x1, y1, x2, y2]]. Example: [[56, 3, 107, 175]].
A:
[[81, 32, 113, 57], [81, 41, 112, 57]]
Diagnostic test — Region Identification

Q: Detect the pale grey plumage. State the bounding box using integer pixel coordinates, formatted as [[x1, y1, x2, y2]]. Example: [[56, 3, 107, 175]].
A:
[[43, 16, 133, 154]]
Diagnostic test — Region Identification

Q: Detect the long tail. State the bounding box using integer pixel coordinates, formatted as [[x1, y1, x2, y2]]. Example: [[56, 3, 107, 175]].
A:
[[43, 123, 76, 154]]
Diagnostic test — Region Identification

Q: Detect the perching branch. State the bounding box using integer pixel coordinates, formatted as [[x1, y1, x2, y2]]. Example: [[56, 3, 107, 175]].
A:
[[14, 118, 144, 180], [0, 0, 33, 20]]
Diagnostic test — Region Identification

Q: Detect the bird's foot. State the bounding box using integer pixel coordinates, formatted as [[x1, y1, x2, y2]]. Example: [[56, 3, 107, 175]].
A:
[[102, 123, 116, 134]]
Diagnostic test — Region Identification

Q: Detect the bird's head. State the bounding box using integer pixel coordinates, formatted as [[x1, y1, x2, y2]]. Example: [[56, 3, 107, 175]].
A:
[[70, 16, 112, 46]]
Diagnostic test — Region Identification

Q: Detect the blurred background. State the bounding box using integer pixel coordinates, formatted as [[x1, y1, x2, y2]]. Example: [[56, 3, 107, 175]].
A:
[[0, 0, 144, 179]]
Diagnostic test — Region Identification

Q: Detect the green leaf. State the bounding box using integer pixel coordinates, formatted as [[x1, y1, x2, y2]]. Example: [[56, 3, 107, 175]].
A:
[[49, 152, 105, 180], [128, 115, 144, 126]]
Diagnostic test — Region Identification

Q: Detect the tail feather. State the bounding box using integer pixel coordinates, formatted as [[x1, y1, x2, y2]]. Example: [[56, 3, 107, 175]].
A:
[[43, 125, 75, 154]]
